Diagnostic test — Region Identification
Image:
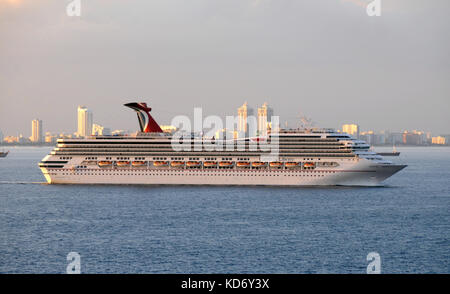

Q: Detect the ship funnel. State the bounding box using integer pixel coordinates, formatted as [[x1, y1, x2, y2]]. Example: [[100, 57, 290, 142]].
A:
[[124, 102, 163, 133]]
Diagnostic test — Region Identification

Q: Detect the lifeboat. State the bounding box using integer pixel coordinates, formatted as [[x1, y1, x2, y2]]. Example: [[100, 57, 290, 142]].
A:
[[285, 162, 299, 168], [116, 161, 130, 167], [153, 161, 168, 167], [236, 161, 250, 168], [170, 161, 185, 167], [251, 161, 267, 168], [204, 161, 217, 167], [186, 161, 201, 167], [219, 161, 233, 167], [98, 161, 112, 167], [269, 162, 283, 168], [303, 162, 315, 168], [132, 161, 147, 167]]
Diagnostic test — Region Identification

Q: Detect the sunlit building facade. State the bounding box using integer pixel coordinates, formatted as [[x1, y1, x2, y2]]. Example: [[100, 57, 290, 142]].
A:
[[432, 136, 446, 145], [31, 119, 43, 143], [342, 124, 360, 139], [92, 124, 111, 136], [77, 106, 93, 137], [257, 102, 273, 137], [237, 102, 254, 138]]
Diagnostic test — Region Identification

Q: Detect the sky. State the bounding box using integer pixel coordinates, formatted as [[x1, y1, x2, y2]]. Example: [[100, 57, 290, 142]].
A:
[[0, 0, 449, 137]]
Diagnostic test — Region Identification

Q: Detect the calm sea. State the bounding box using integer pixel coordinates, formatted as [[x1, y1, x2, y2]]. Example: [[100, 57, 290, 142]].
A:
[[0, 146, 449, 273]]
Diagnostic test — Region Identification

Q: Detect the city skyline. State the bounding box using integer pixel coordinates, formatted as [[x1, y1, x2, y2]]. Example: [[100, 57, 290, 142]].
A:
[[1, 99, 449, 138], [2, 100, 449, 139], [1, 1, 450, 136], [0, 103, 449, 146]]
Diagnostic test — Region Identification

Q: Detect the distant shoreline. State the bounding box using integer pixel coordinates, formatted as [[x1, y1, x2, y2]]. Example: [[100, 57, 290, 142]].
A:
[[0, 143, 54, 147], [372, 145, 450, 148]]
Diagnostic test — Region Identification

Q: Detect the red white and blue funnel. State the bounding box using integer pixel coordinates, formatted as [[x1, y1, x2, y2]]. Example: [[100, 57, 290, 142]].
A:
[[124, 102, 163, 133]]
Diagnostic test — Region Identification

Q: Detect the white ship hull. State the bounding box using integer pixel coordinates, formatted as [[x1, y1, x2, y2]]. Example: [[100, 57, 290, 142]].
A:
[[40, 160, 406, 187]]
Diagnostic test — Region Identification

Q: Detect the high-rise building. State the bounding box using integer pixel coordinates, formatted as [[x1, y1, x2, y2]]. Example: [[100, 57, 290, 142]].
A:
[[0, 129, 3, 142], [257, 102, 273, 136], [31, 119, 43, 142], [431, 136, 446, 145], [387, 132, 403, 145], [92, 124, 111, 136], [360, 131, 374, 145], [402, 130, 426, 145], [342, 124, 360, 139], [237, 102, 254, 137], [77, 106, 93, 137]]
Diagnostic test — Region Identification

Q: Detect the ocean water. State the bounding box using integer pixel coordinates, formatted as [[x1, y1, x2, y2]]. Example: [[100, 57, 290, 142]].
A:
[[0, 146, 449, 274]]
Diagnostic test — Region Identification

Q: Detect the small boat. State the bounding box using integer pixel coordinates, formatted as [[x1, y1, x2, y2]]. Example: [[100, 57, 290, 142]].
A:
[[0, 151, 9, 158], [377, 152, 400, 156], [251, 161, 267, 168], [132, 161, 147, 167], [236, 161, 250, 168], [204, 161, 218, 167], [303, 162, 315, 168], [219, 161, 233, 167], [170, 161, 185, 167], [269, 162, 283, 167], [116, 161, 131, 167], [98, 161, 113, 167], [186, 161, 201, 167], [377, 146, 400, 156], [153, 161, 169, 167], [285, 162, 299, 168]]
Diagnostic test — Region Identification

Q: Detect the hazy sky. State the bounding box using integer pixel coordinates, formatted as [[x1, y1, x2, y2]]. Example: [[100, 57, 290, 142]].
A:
[[1, 0, 449, 136]]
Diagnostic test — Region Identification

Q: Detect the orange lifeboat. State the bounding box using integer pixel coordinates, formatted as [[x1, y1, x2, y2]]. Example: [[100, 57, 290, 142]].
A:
[[251, 162, 267, 168], [170, 161, 185, 167], [204, 161, 217, 167], [98, 161, 112, 167], [303, 162, 315, 168], [236, 161, 250, 168], [186, 161, 201, 167], [116, 161, 130, 167], [153, 161, 169, 167], [269, 162, 283, 168], [132, 161, 147, 167], [219, 161, 233, 167], [285, 162, 299, 168]]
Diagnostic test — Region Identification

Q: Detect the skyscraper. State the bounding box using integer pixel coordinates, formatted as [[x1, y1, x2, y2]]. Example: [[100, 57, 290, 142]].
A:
[[342, 124, 360, 139], [92, 123, 111, 136], [257, 102, 273, 136], [31, 119, 43, 142], [77, 106, 93, 137], [237, 102, 254, 137]]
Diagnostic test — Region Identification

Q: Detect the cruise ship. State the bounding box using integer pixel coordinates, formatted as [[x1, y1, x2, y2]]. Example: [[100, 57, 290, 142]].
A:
[[39, 103, 406, 186]]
